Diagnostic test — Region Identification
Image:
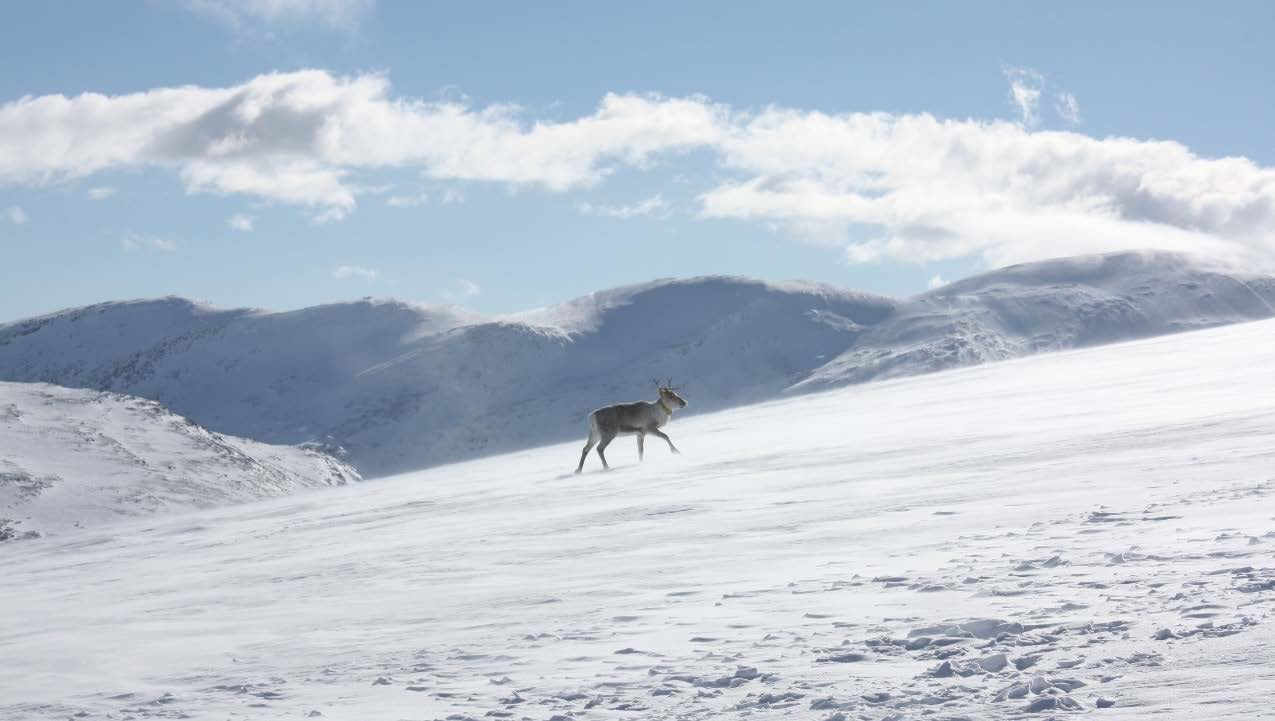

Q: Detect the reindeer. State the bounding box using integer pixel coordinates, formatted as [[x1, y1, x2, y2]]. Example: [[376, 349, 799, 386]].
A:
[[575, 379, 689, 473]]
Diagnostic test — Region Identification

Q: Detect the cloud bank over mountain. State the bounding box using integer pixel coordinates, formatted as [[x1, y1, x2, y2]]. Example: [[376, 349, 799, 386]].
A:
[[3, 71, 1275, 265]]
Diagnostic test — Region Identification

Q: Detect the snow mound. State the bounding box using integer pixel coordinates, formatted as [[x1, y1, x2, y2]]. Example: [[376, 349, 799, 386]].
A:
[[0, 251, 1271, 475], [0, 382, 359, 539]]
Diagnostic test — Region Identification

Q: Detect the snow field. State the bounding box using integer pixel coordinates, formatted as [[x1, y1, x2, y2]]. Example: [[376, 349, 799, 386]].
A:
[[2, 318, 1274, 719]]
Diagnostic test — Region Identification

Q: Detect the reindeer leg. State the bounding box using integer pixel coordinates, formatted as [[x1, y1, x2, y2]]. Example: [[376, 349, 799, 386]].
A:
[[650, 428, 680, 455], [596, 433, 615, 470], [576, 433, 597, 474], [637, 432, 645, 461]]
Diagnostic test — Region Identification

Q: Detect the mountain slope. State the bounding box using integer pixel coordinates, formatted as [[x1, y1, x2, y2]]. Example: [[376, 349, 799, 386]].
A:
[[796, 250, 1275, 389], [0, 382, 359, 539], [0, 280, 895, 475], [3, 318, 1274, 720], [0, 250, 1271, 476]]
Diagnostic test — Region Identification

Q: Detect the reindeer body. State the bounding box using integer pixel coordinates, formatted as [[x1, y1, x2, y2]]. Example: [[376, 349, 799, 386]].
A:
[[575, 385, 687, 473]]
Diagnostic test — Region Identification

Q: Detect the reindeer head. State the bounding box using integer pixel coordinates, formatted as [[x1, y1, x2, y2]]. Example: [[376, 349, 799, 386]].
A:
[[653, 378, 689, 409]]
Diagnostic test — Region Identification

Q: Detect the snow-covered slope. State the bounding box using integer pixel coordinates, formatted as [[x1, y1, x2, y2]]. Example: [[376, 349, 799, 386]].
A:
[[0, 280, 894, 475], [3, 318, 1273, 720], [0, 382, 359, 540], [797, 250, 1275, 389], [1, 251, 1271, 476]]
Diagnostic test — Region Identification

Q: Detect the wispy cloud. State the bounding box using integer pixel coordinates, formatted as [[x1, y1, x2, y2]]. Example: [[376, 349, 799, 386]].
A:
[[1004, 65, 1082, 127], [227, 213, 254, 231], [183, 0, 375, 31], [441, 277, 481, 301], [927, 274, 947, 290], [311, 206, 348, 224], [5, 206, 28, 225], [577, 193, 670, 219], [332, 264, 378, 280], [121, 233, 176, 252], [1054, 91, 1081, 125], [1003, 66, 1045, 127], [87, 186, 115, 200], [386, 192, 429, 207]]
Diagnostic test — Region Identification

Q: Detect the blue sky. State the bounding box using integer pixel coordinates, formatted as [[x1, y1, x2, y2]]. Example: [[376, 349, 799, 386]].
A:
[[3, 1, 1275, 322]]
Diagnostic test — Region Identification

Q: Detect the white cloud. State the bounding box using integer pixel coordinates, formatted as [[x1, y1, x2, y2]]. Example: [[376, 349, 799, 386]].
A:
[[228, 213, 254, 231], [576, 193, 670, 219], [4, 71, 1275, 269], [121, 233, 176, 252], [332, 264, 378, 280], [386, 192, 428, 207], [184, 0, 375, 30], [1054, 91, 1081, 125], [700, 108, 1275, 268], [927, 274, 947, 290], [1003, 66, 1044, 127], [5, 206, 28, 225], [440, 188, 465, 205], [87, 186, 115, 200], [311, 206, 348, 224], [0, 71, 722, 222], [351, 182, 394, 195], [1004, 66, 1081, 127]]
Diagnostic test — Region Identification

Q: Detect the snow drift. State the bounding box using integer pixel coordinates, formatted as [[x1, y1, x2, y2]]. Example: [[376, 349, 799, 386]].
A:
[[0, 250, 1271, 475], [0, 382, 359, 540]]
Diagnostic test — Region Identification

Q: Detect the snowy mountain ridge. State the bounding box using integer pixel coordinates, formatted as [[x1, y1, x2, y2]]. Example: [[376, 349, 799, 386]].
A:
[[798, 250, 1275, 389], [0, 381, 359, 540], [1, 250, 1272, 476]]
